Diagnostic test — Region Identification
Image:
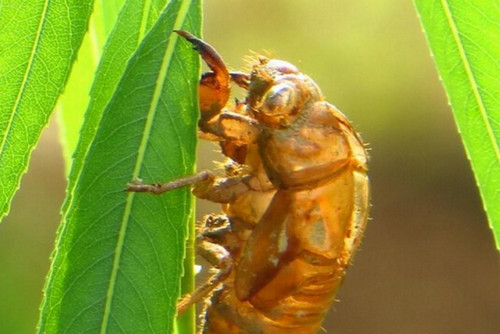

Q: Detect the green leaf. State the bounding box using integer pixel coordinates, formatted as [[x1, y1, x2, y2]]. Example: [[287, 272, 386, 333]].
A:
[[37, 0, 201, 333], [64, 0, 170, 211], [57, 21, 101, 174], [414, 1, 500, 248], [100, 0, 133, 34], [0, 0, 93, 223], [57, 0, 126, 173]]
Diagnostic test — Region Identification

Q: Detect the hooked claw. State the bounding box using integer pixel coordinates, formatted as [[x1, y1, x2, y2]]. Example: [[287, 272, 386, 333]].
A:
[[175, 30, 231, 127], [175, 31, 251, 129]]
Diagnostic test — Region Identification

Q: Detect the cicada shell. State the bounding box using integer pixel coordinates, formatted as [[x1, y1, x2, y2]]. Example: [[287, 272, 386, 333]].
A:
[[128, 31, 370, 334]]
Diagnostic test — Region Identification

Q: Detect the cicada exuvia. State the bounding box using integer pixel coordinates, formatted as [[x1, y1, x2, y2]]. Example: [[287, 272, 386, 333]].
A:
[[128, 31, 370, 334]]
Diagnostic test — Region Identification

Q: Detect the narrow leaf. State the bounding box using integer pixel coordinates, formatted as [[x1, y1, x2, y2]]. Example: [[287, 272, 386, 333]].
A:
[[57, 21, 101, 172], [415, 1, 500, 248], [100, 0, 132, 34], [0, 0, 94, 222], [37, 0, 201, 333], [57, 0, 126, 173], [64, 0, 169, 208]]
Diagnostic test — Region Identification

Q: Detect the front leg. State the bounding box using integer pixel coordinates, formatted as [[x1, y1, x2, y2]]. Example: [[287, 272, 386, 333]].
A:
[[126, 170, 215, 194], [175, 30, 232, 134], [127, 170, 257, 204]]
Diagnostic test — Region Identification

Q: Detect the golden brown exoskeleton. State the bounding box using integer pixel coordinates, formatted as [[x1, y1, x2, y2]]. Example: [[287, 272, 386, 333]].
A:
[[127, 31, 370, 334]]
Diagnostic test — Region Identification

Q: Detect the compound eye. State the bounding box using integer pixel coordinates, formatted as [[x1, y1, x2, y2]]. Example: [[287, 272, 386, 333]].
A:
[[263, 84, 295, 116]]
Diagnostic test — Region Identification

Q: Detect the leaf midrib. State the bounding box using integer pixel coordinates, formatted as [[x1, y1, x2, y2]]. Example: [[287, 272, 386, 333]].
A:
[[0, 0, 50, 175], [99, 0, 194, 332]]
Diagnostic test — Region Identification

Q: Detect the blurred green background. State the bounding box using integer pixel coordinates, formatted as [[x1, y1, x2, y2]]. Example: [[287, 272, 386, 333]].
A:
[[1, 1, 500, 333]]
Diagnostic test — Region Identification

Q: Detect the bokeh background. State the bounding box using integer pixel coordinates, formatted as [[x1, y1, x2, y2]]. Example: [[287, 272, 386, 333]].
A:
[[1, 1, 500, 333]]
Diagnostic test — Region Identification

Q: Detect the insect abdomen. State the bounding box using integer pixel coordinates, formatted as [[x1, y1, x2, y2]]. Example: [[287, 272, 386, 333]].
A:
[[202, 165, 369, 334]]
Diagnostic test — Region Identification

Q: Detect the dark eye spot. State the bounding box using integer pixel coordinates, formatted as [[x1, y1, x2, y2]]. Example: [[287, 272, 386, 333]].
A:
[[264, 85, 293, 113]]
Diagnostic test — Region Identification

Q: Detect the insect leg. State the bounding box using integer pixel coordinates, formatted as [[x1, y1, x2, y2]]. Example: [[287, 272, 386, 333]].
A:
[[126, 170, 215, 194], [175, 30, 230, 131], [177, 216, 234, 315], [175, 30, 229, 82], [127, 170, 257, 204], [229, 71, 250, 89]]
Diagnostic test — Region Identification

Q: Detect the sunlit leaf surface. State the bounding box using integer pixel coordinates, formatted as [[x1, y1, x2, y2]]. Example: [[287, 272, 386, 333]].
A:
[[415, 1, 500, 248], [0, 0, 93, 222], [63, 0, 168, 186], [37, 0, 201, 332], [57, 0, 126, 173]]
